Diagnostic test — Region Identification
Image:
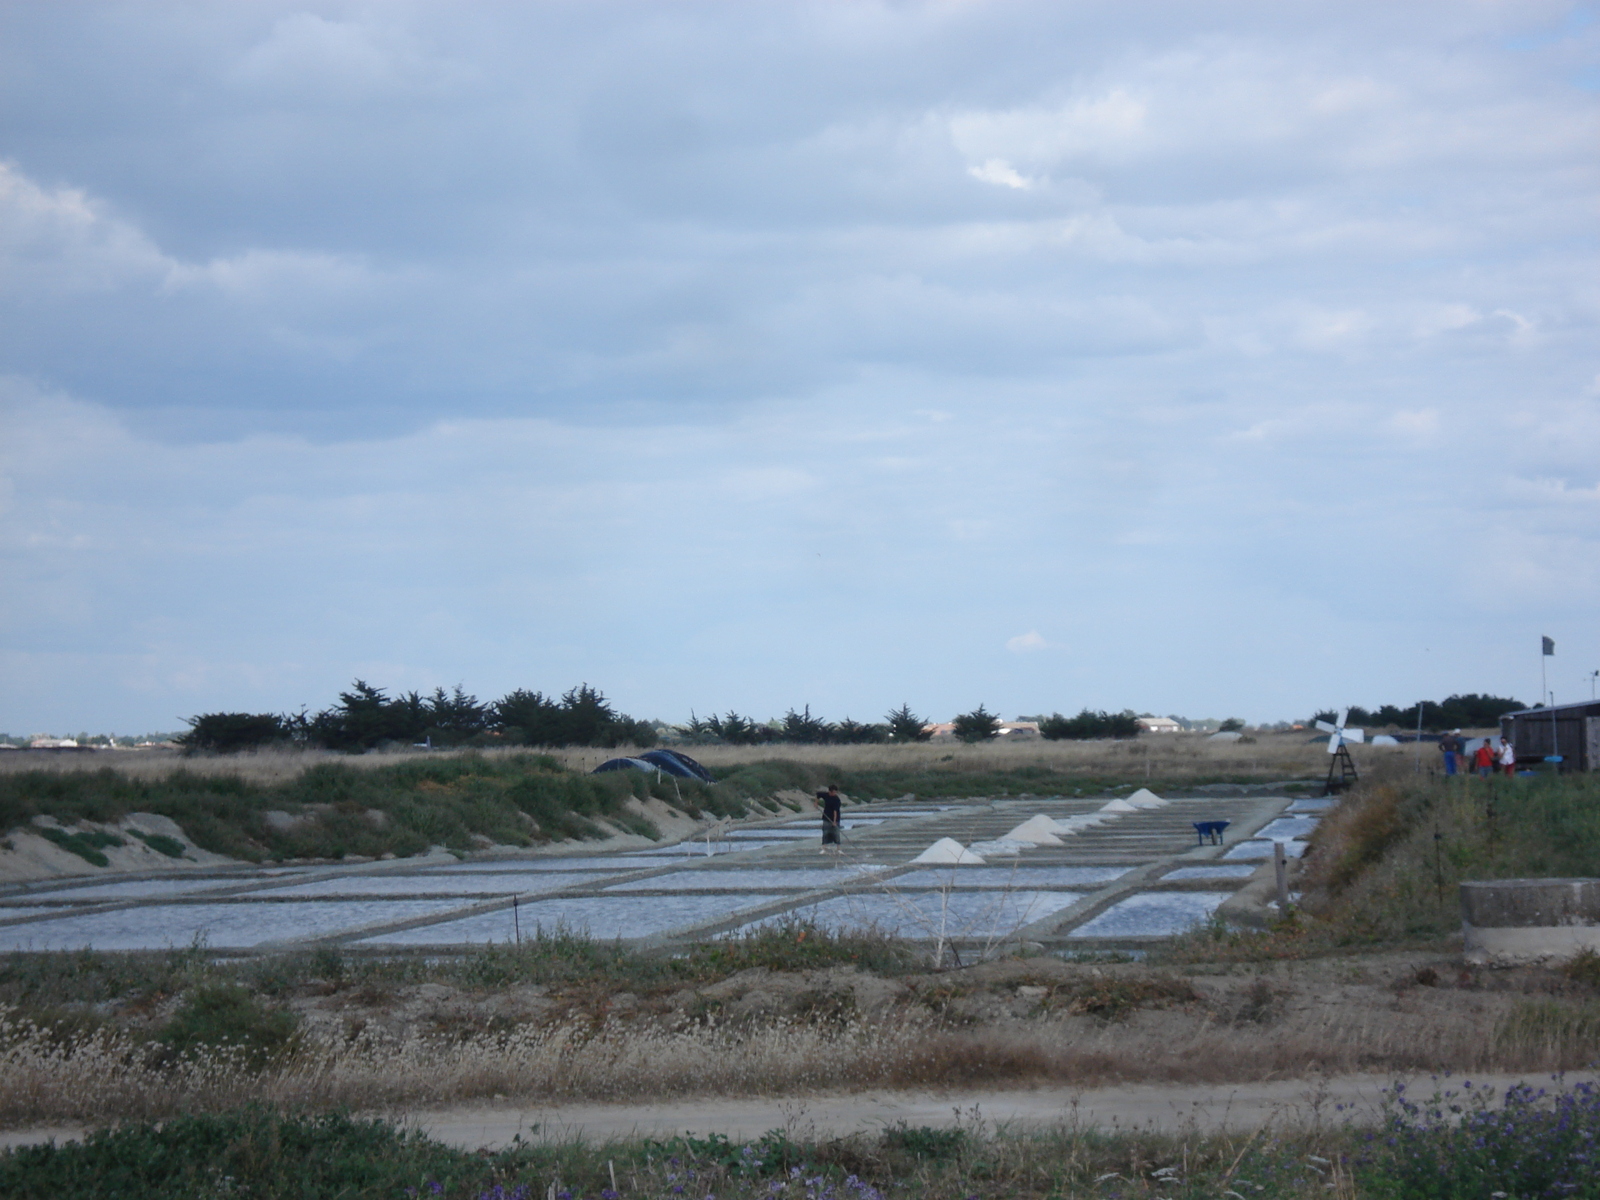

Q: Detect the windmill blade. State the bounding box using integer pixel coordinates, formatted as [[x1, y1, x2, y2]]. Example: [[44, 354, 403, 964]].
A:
[[1344, 729, 1365, 744], [1326, 737, 1341, 753], [1314, 720, 1338, 735], [1336, 708, 1349, 729]]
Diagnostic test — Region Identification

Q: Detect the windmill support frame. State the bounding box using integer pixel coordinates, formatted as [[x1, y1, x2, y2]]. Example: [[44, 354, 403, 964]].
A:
[[1324, 743, 1359, 795]]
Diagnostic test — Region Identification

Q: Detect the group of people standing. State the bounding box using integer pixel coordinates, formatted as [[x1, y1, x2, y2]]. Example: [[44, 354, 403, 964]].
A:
[[1438, 730, 1516, 777]]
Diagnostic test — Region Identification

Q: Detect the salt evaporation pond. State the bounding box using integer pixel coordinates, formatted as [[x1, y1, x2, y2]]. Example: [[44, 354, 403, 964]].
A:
[[1253, 816, 1320, 840], [260, 872, 602, 898], [1164, 864, 1257, 880], [423, 857, 649, 872], [742, 890, 1082, 939], [8, 877, 246, 903], [890, 866, 1129, 889], [1289, 798, 1336, 813], [603, 866, 885, 892], [1223, 840, 1309, 860], [360, 893, 788, 945], [626, 841, 787, 857], [0, 899, 470, 952], [725, 829, 820, 840], [0, 908, 40, 924], [1067, 892, 1234, 938]]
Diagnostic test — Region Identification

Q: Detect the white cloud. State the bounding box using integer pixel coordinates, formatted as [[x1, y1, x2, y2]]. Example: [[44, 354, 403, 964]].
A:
[[967, 158, 1032, 189], [1006, 630, 1052, 653]]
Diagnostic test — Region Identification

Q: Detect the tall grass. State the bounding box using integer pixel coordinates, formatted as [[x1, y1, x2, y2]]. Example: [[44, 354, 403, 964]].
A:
[[1162, 765, 1600, 963], [0, 753, 753, 862]]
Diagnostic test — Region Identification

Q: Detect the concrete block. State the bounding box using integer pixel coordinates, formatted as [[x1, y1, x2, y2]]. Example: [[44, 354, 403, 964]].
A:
[[1461, 879, 1600, 965]]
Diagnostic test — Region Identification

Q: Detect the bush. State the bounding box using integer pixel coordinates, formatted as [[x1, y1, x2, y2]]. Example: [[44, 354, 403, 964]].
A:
[[951, 704, 1000, 743], [1038, 709, 1141, 740], [0, 1108, 498, 1200], [884, 703, 932, 742], [177, 712, 299, 754], [158, 985, 300, 1067]]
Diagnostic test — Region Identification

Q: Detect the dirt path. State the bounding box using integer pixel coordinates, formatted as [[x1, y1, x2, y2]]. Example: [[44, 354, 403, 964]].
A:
[[402, 1070, 1584, 1147], [4, 1072, 1587, 1153]]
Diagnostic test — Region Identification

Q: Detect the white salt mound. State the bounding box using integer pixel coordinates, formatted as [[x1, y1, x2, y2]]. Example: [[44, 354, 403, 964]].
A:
[[1126, 788, 1168, 809], [1005, 815, 1065, 845], [1099, 798, 1139, 813], [911, 837, 987, 865]]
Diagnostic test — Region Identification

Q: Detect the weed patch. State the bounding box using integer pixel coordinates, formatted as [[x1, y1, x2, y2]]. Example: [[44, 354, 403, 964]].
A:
[[35, 826, 125, 867], [1357, 1077, 1600, 1199], [157, 984, 301, 1068]]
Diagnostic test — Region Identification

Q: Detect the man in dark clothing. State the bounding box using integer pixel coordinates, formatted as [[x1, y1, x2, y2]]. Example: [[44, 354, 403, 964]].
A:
[[1439, 730, 1462, 776], [819, 784, 842, 851]]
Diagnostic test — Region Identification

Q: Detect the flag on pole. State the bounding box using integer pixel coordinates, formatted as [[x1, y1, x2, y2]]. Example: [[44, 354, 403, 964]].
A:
[[1542, 636, 1555, 656]]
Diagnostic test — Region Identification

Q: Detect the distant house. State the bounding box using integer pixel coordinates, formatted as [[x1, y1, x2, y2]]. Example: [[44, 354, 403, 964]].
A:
[[29, 737, 79, 749], [997, 721, 1040, 737], [1136, 717, 1182, 734], [924, 722, 956, 739], [1501, 700, 1600, 772]]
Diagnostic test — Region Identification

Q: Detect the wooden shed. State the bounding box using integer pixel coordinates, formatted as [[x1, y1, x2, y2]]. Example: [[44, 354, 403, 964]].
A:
[[1500, 700, 1600, 772]]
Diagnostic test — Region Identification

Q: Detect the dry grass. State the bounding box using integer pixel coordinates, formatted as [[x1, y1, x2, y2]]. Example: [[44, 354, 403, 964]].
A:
[[3, 959, 1595, 1127], [0, 732, 1380, 789], [556, 732, 1343, 780]]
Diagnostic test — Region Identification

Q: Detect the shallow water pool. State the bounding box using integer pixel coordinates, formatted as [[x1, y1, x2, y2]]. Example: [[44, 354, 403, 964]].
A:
[[0, 898, 473, 952], [737, 890, 1082, 940], [359, 892, 788, 944], [260, 872, 603, 898], [5, 877, 245, 903], [603, 866, 886, 892], [1252, 816, 1320, 840], [889, 866, 1128, 889], [1163, 864, 1257, 880], [1223, 839, 1309, 860], [1065, 892, 1234, 938]]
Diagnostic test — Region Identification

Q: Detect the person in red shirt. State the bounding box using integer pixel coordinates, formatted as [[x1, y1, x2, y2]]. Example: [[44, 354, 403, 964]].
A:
[[1473, 739, 1496, 778]]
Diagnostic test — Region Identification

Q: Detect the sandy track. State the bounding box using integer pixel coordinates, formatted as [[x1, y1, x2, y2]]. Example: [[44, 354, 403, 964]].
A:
[[4, 1072, 1586, 1153], [398, 1070, 1588, 1146]]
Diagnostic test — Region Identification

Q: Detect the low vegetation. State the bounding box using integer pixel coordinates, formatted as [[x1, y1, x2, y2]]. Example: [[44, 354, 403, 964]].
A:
[[1163, 765, 1600, 962], [7, 1074, 1600, 1199], [0, 753, 755, 862]]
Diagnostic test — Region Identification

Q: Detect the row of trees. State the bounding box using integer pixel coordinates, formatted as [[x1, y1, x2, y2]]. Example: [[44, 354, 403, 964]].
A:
[[180, 682, 656, 753], [682, 703, 934, 746], [1312, 694, 1525, 732], [190, 687, 1526, 754], [682, 704, 1147, 745]]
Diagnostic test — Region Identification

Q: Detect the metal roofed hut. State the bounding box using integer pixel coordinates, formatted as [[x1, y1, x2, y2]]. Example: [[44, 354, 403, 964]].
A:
[[1501, 700, 1600, 773]]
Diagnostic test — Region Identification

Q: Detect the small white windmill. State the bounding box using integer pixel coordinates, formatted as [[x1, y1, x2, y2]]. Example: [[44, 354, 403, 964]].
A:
[[1316, 708, 1364, 793]]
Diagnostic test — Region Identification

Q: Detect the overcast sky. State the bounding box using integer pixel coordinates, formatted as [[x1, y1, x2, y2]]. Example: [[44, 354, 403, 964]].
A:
[[3, 1, 1598, 735]]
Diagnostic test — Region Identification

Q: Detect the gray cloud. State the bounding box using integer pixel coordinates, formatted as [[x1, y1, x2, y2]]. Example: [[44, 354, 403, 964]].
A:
[[1, 1, 1597, 730]]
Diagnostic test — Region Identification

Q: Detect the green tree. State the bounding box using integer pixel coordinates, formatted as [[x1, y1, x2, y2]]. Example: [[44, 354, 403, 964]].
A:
[[1039, 709, 1141, 740], [1218, 717, 1245, 733], [835, 717, 888, 744], [885, 703, 932, 742], [708, 711, 766, 746], [178, 712, 296, 754], [952, 703, 1001, 743], [782, 705, 833, 743]]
